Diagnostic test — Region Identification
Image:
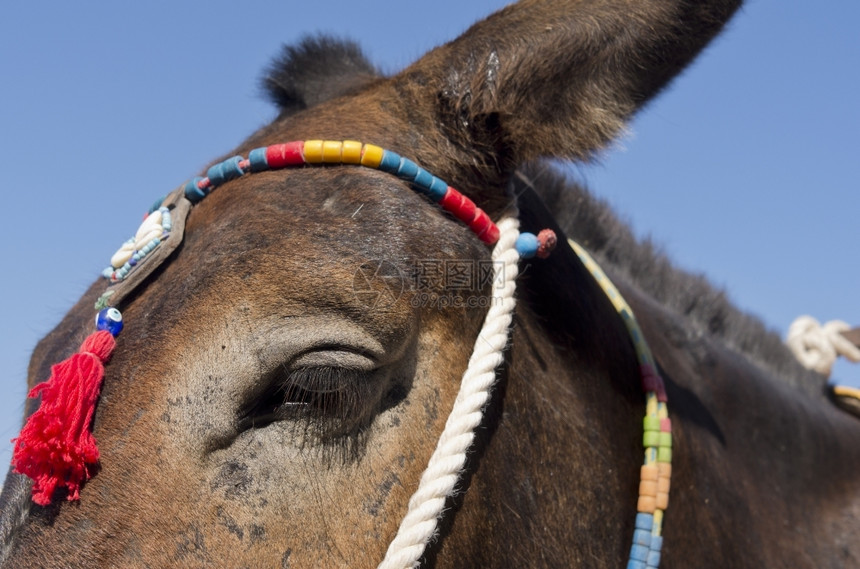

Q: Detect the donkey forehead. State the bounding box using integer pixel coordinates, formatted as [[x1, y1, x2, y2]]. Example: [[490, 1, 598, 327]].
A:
[[132, 165, 488, 342], [184, 166, 486, 264]]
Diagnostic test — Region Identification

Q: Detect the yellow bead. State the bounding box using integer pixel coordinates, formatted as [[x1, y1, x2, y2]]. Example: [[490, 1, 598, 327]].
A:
[[342, 140, 363, 164], [304, 140, 324, 163], [361, 144, 384, 168], [322, 140, 343, 162]]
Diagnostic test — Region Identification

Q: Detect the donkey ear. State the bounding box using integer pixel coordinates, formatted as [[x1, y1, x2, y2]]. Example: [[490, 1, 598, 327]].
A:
[[397, 0, 741, 166], [263, 35, 382, 116]]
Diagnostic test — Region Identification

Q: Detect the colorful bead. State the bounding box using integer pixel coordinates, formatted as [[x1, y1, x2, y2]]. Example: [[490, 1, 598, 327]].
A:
[[633, 529, 652, 547], [248, 147, 269, 172], [441, 188, 476, 224], [635, 513, 654, 530], [303, 140, 324, 163], [643, 431, 660, 448], [630, 544, 649, 562], [515, 232, 540, 258], [411, 168, 435, 195], [322, 140, 343, 162], [469, 210, 496, 244], [342, 140, 363, 164], [641, 464, 658, 481], [395, 157, 419, 181], [427, 176, 448, 202], [644, 416, 660, 432], [207, 156, 244, 187], [379, 150, 402, 173], [360, 144, 384, 168], [161, 208, 172, 232], [637, 496, 656, 513], [95, 307, 123, 336], [536, 228, 558, 259], [184, 177, 207, 203], [265, 142, 305, 168]]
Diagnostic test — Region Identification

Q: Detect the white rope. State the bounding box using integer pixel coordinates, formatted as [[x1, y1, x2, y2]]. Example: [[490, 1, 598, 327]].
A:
[[377, 216, 522, 569], [786, 315, 860, 377]]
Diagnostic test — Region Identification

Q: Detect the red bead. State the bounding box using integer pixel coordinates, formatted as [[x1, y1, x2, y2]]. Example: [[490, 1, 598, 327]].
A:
[[479, 222, 501, 244], [536, 229, 558, 259], [469, 209, 492, 239], [440, 187, 477, 224], [266, 142, 305, 168]]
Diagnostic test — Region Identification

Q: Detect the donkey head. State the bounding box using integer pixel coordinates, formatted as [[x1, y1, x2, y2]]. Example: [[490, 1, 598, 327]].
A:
[[1, 1, 741, 567]]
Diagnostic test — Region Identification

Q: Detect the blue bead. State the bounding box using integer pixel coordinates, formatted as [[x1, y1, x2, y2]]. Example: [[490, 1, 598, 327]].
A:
[[626, 561, 646, 569], [248, 147, 269, 172], [396, 158, 419, 181], [207, 155, 244, 187], [633, 529, 651, 547], [148, 196, 166, 214], [184, 177, 207, 203], [646, 550, 661, 568], [427, 176, 448, 201], [515, 232, 539, 258], [635, 513, 654, 530], [95, 307, 123, 336], [650, 535, 663, 552], [378, 150, 401, 173], [411, 167, 434, 193], [630, 544, 649, 562], [101, 268, 113, 279]]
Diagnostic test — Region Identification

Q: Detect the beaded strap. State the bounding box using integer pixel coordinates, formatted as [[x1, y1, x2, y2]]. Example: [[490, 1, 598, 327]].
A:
[[569, 240, 672, 569], [183, 140, 501, 244]]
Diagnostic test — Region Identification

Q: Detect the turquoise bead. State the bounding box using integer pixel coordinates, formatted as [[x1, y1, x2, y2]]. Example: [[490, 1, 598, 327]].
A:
[[378, 150, 401, 173], [184, 177, 207, 203], [248, 147, 269, 172], [515, 232, 539, 258]]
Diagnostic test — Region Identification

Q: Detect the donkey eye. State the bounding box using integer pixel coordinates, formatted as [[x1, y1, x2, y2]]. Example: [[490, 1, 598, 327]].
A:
[[238, 365, 373, 437]]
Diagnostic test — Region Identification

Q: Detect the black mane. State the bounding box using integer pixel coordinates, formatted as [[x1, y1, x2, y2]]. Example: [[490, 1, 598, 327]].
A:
[[261, 35, 382, 116], [516, 162, 826, 396]]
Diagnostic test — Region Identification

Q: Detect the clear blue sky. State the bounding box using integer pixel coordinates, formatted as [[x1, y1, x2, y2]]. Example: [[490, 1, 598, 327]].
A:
[[1, 1, 857, 469]]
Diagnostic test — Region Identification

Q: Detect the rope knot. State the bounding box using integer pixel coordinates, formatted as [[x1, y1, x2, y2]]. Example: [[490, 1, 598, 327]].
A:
[[786, 316, 860, 377]]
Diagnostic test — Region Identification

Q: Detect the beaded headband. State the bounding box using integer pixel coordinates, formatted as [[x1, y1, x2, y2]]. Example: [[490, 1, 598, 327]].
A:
[[12, 139, 556, 506]]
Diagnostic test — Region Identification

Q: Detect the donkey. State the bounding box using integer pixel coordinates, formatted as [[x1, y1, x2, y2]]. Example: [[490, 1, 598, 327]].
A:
[[2, 1, 859, 567]]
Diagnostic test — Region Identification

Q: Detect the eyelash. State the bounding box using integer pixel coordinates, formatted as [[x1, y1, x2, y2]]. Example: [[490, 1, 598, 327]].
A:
[[239, 366, 372, 440]]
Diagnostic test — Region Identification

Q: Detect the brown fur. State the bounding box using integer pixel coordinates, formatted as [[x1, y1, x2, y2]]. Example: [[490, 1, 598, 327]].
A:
[[4, 1, 859, 567]]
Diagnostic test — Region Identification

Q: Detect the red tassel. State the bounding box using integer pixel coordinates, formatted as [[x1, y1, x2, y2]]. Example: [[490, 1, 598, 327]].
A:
[[12, 330, 116, 505]]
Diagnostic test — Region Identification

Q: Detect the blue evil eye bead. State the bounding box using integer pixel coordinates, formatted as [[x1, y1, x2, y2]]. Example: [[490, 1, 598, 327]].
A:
[[515, 232, 540, 258], [95, 307, 124, 336]]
